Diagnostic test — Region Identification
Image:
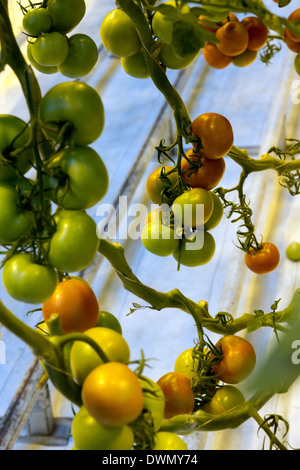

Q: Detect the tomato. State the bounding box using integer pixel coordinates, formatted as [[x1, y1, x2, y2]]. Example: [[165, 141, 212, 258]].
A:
[[244, 242, 280, 274], [211, 335, 256, 384], [46, 0, 86, 34], [42, 278, 99, 334], [146, 166, 178, 205], [39, 81, 105, 146], [152, 1, 190, 45], [284, 29, 300, 53], [72, 406, 134, 450], [0, 184, 33, 244], [286, 9, 300, 43], [232, 49, 257, 67], [141, 221, 179, 257], [2, 253, 58, 304], [174, 348, 200, 383], [0, 115, 35, 182], [27, 43, 58, 75], [48, 209, 100, 273], [96, 311, 122, 334], [153, 432, 188, 450], [58, 34, 99, 78], [202, 42, 232, 69], [181, 148, 225, 190], [159, 43, 199, 70], [145, 207, 163, 225], [204, 191, 223, 230], [216, 21, 249, 56], [22, 8, 52, 36], [70, 327, 130, 385], [172, 188, 214, 228], [204, 385, 245, 415], [172, 231, 215, 267], [139, 376, 165, 431], [157, 371, 195, 418], [31, 32, 69, 67], [295, 54, 300, 75], [45, 146, 108, 210], [286, 242, 300, 261], [100, 9, 141, 58], [241, 17, 269, 51], [121, 50, 150, 79], [198, 15, 218, 33], [191, 112, 234, 160], [81, 362, 144, 427]]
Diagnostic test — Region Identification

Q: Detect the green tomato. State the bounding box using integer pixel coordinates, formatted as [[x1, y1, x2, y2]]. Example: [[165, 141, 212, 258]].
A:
[[70, 326, 130, 385], [45, 146, 108, 210], [100, 9, 141, 58], [22, 8, 52, 36], [58, 34, 99, 79], [95, 311, 122, 335], [121, 50, 150, 79], [2, 253, 58, 304], [173, 232, 216, 267], [48, 209, 100, 272], [172, 188, 214, 228], [174, 347, 199, 383], [0, 184, 33, 244], [31, 32, 69, 67], [72, 406, 134, 450], [139, 376, 165, 432], [153, 432, 188, 450], [152, 0, 190, 45], [204, 191, 224, 230], [295, 55, 300, 75], [204, 385, 245, 415], [0, 115, 35, 182], [159, 43, 199, 70], [286, 242, 300, 261], [141, 221, 179, 257], [27, 43, 58, 75], [46, 0, 86, 34], [39, 81, 105, 146]]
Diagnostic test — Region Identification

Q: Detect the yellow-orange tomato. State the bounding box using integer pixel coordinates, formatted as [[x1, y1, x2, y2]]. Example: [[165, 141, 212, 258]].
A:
[[202, 42, 232, 69], [191, 112, 234, 160], [286, 9, 300, 43], [241, 17, 268, 51], [232, 49, 257, 67], [181, 148, 225, 190], [216, 21, 249, 56], [244, 242, 280, 274], [146, 166, 178, 204], [284, 28, 300, 53], [42, 278, 99, 333], [157, 371, 195, 419]]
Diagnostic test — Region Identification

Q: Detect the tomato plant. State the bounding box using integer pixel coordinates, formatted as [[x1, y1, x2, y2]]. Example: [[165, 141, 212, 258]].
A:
[[156, 371, 195, 418], [244, 242, 280, 275]]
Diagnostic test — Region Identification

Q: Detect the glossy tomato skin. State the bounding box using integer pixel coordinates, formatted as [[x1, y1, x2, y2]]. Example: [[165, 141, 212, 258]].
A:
[[42, 278, 99, 334], [174, 348, 200, 383], [82, 362, 144, 427], [0, 184, 33, 244], [212, 335, 256, 384], [70, 327, 130, 385], [48, 209, 100, 273], [100, 9, 141, 58], [39, 81, 105, 146], [181, 149, 225, 190], [204, 385, 245, 415], [31, 32, 69, 66], [121, 50, 150, 79], [58, 34, 99, 78], [202, 42, 232, 69], [72, 406, 134, 451], [46, 0, 86, 34], [284, 29, 300, 53], [204, 191, 224, 231], [172, 188, 214, 228], [0, 115, 35, 182], [153, 432, 188, 450], [156, 371, 195, 419], [146, 166, 178, 205], [191, 112, 234, 160], [232, 49, 257, 67], [141, 221, 179, 257], [45, 146, 109, 210], [244, 242, 280, 274], [241, 17, 269, 51], [27, 43, 58, 75], [286, 9, 300, 43], [172, 231, 216, 267], [159, 43, 199, 70], [96, 311, 122, 334], [3, 253, 58, 304], [216, 21, 249, 56], [286, 242, 300, 261], [22, 8, 52, 36]]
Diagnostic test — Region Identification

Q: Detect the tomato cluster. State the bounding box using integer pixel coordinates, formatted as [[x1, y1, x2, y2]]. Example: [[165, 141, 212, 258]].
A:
[[202, 13, 269, 69], [23, 0, 98, 78], [142, 112, 232, 268]]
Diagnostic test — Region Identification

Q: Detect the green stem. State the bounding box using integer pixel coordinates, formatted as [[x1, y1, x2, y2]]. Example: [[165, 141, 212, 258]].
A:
[[249, 407, 289, 450]]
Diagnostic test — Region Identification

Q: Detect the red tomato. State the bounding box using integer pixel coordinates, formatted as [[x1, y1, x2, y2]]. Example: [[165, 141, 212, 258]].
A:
[[244, 242, 280, 274], [181, 148, 225, 190], [157, 371, 195, 418]]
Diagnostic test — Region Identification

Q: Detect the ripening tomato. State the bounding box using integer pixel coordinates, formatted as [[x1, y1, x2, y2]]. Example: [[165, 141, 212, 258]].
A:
[[181, 148, 225, 190], [141, 221, 179, 257], [174, 348, 200, 383], [46, 0, 86, 34], [232, 49, 257, 67], [146, 166, 178, 205], [121, 50, 150, 79], [42, 278, 99, 334], [157, 371, 195, 419], [211, 335, 256, 384], [72, 406, 134, 451], [58, 34, 99, 78], [95, 311, 122, 334], [202, 42, 232, 69], [241, 17, 269, 51], [244, 242, 280, 274], [82, 362, 144, 427], [204, 385, 245, 415], [204, 191, 223, 230], [31, 32, 69, 67], [286, 9, 300, 43], [191, 112, 234, 160], [100, 9, 141, 58], [22, 8, 52, 36], [153, 432, 188, 450], [172, 231, 216, 267], [172, 188, 214, 228], [216, 21, 249, 56], [284, 29, 300, 53], [286, 242, 300, 261]]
